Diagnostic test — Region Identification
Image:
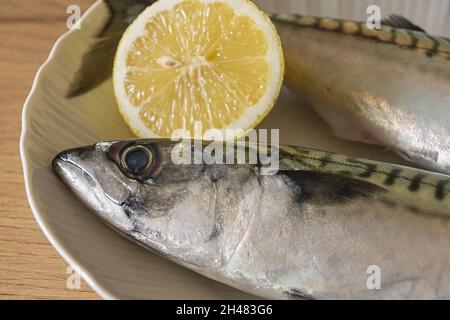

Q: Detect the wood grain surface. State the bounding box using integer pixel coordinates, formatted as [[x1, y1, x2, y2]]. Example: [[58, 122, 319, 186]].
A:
[[0, 0, 99, 300]]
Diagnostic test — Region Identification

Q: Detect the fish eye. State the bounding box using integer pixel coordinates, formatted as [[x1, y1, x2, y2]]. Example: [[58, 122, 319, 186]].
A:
[[121, 145, 153, 175], [120, 145, 158, 180], [107, 141, 160, 182], [122, 146, 152, 174]]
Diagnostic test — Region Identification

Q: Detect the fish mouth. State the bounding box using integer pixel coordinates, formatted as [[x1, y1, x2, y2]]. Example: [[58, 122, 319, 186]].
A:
[[52, 146, 94, 181], [52, 147, 89, 181], [52, 146, 130, 206], [52, 145, 94, 170]]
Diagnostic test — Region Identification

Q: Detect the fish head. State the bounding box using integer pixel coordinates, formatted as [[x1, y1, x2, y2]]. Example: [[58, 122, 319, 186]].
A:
[[52, 139, 262, 268]]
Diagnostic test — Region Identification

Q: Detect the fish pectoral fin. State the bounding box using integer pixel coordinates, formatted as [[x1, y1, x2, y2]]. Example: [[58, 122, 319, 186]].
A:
[[280, 170, 386, 205], [381, 14, 426, 33]]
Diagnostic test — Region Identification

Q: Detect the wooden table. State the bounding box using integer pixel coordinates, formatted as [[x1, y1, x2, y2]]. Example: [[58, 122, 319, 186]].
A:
[[0, 0, 98, 300]]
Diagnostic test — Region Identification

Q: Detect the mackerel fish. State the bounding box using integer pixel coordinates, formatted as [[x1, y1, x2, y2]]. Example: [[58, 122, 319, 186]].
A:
[[271, 13, 450, 175], [53, 139, 450, 299]]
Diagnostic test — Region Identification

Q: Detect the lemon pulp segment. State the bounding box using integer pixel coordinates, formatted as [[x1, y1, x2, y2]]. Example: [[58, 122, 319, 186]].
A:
[[115, 0, 283, 138]]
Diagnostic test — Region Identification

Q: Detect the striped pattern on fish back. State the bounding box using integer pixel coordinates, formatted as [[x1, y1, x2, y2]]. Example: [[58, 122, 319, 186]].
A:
[[279, 145, 450, 206], [271, 13, 450, 56]]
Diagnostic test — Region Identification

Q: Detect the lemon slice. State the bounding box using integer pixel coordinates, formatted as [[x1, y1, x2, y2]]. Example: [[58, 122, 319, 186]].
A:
[[113, 0, 284, 138]]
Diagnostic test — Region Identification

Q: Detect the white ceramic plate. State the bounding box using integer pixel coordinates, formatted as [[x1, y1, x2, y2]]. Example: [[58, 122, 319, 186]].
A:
[[20, 0, 446, 299]]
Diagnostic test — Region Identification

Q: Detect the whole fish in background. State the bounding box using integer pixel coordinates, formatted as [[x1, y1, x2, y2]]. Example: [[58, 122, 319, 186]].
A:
[[53, 139, 450, 299], [271, 14, 450, 175], [68, 0, 450, 174]]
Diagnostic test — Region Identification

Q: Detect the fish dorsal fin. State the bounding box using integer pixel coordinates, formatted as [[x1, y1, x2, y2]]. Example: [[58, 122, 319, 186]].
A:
[[381, 15, 426, 33], [280, 170, 386, 205]]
